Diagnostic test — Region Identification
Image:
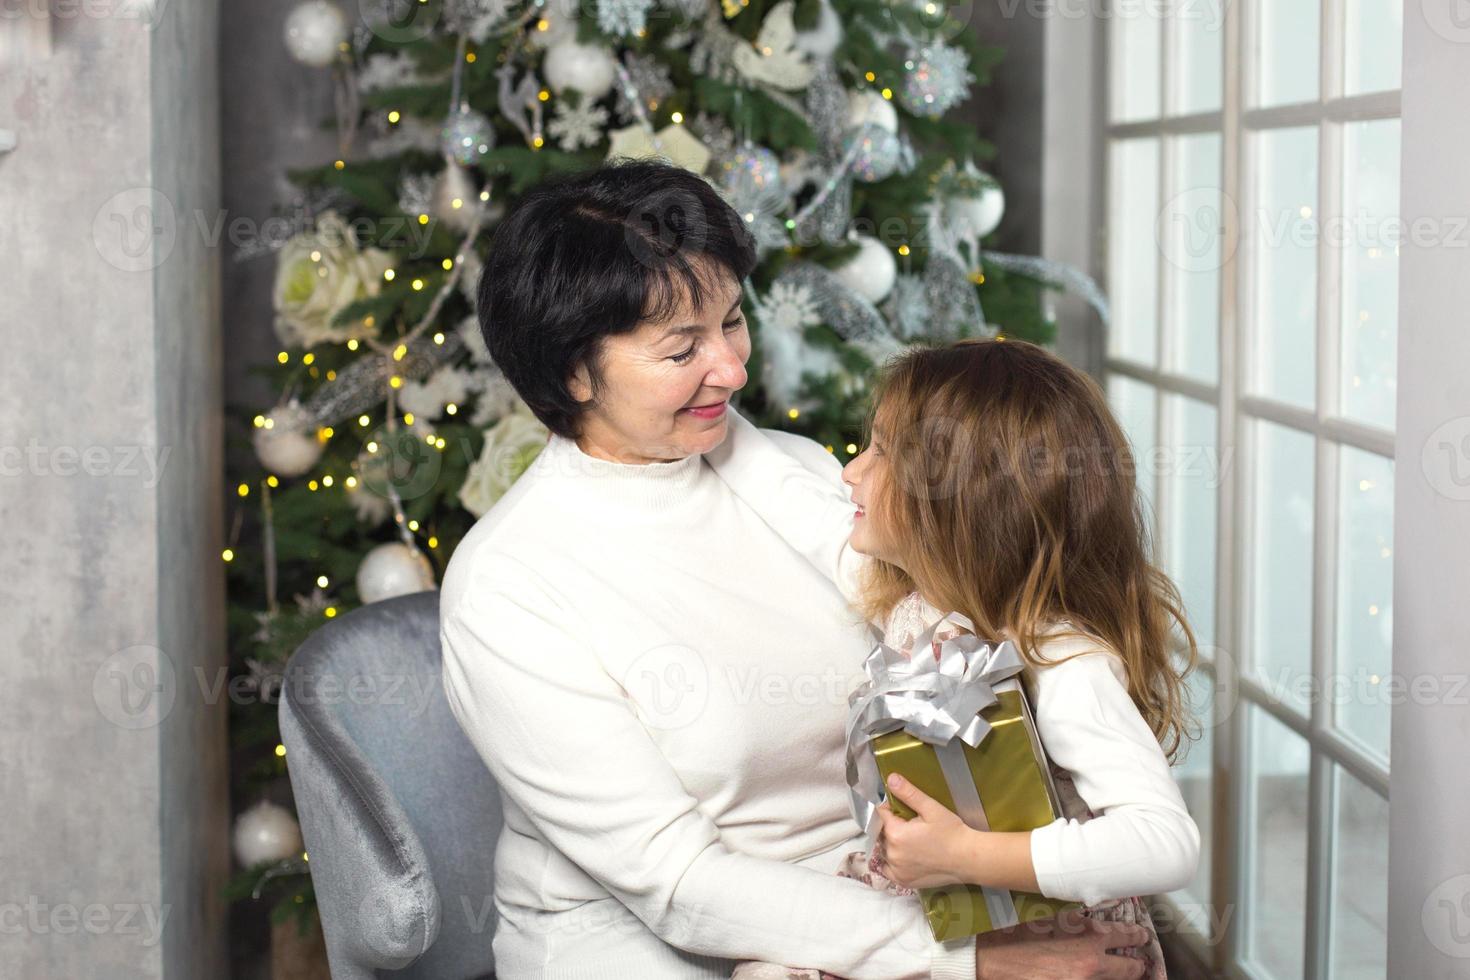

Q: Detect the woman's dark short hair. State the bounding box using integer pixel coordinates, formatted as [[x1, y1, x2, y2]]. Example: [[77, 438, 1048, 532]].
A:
[[476, 158, 759, 439]]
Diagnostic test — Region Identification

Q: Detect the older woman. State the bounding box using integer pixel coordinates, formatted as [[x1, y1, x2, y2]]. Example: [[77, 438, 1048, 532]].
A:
[[440, 159, 1151, 980]]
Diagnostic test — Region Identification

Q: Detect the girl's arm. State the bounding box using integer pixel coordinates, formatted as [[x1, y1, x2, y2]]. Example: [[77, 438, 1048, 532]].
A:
[[877, 649, 1199, 906], [705, 404, 871, 607], [441, 551, 977, 980]]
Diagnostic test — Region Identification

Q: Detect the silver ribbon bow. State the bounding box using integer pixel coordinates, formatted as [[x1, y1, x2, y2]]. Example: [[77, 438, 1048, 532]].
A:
[[845, 611, 1027, 929]]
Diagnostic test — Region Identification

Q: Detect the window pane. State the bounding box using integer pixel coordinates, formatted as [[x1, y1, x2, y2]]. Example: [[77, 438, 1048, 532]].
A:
[[1109, 139, 1161, 366], [1339, 119, 1400, 429], [1245, 705, 1310, 980], [1254, 0, 1319, 107], [1344, 0, 1403, 95], [1248, 127, 1318, 409], [1248, 420, 1314, 712], [1170, 0, 1224, 114], [1164, 394, 1219, 644], [1329, 766, 1389, 978], [1335, 448, 1394, 760], [1108, 375, 1158, 539], [1171, 660, 1215, 935], [1163, 132, 1222, 383], [1111, 4, 1161, 122]]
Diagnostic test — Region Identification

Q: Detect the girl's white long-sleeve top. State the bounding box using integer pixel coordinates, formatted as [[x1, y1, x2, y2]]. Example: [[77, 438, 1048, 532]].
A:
[[702, 405, 1201, 909], [439, 419, 979, 979]]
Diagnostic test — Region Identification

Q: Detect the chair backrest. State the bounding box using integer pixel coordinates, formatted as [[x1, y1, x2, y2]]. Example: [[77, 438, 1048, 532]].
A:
[[279, 589, 502, 980]]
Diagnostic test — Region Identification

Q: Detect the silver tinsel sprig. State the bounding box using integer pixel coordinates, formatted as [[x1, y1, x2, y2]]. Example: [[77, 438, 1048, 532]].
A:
[[301, 332, 468, 429], [979, 251, 1111, 326], [774, 261, 902, 352], [614, 53, 676, 124]]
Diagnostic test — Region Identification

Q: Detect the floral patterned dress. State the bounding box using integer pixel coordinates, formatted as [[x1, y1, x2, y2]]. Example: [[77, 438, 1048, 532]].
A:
[[729, 591, 1167, 980]]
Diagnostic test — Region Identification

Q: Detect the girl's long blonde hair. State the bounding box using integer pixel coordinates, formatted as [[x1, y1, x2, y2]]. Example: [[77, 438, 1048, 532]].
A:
[[852, 338, 1199, 762]]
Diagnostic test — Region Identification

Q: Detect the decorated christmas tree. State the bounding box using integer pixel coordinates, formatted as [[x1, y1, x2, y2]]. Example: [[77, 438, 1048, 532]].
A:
[[223, 0, 1106, 949]]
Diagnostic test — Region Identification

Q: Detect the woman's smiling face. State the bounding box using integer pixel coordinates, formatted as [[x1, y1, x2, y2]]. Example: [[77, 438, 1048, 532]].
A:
[[567, 257, 750, 464]]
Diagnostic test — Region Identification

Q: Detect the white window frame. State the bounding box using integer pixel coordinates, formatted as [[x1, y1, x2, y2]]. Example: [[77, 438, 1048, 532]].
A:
[[1085, 1, 1400, 977]]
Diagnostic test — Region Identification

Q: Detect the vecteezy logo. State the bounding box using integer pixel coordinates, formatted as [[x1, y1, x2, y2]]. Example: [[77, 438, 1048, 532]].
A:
[[1157, 186, 1238, 274], [93, 645, 176, 729], [93, 187, 177, 273], [1423, 873, 1470, 958], [1423, 416, 1470, 501], [621, 644, 709, 731], [1421, 0, 1470, 44]]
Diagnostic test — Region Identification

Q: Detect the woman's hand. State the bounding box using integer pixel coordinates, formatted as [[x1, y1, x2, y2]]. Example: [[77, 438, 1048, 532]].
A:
[[875, 773, 977, 889], [974, 909, 1154, 980]]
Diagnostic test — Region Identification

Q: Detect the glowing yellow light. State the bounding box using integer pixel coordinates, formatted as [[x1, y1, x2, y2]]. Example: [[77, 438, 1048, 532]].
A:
[[266, 475, 279, 488], [310, 250, 322, 262], [263, 417, 275, 430], [881, 88, 893, 100], [533, 135, 544, 148], [389, 376, 403, 389], [442, 258, 454, 270], [426, 433, 436, 444], [345, 476, 358, 488], [237, 483, 250, 497], [393, 344, 408, 361], [302, 852, 309, 862], [435, 437, 446, 449], [446, 403, 458, 415], [865, 71, 876, 82], [898, 244, 910, 256], [466, 51, 476, 63], [538, 89, 550, 101], [357, 415, 370, 428], [428, 536, 439, 549], [408, 519, 420, 532], [403, 412, 415, 425], [324, 607, 338, 618], [846, 443, 858, 454], [308, 480, 319, 491], [536, 17, 549, 30], [411, 278, 425, 291], [671, 111, 684, 124], [222, 548, 235, 562], [384, 269, 396, 281], [479, 190, 490, 201], [825, 445, 835, 453], [451, 198, 464, 210], [322, 475, 334, 487], [418, 214, 430, 225], [1300, 205, 1313, 218], [253, 415, 265, 428], [366, 441, 379, 453], [388, 110, 401, 123], [788, 408, 800, 419], [326, 369, 336, 380], [433, 331, 445, 344], [970, 271, 987, 285], [1360, 479, 1374, 491], [302, 353, 315, 366], [275, 744, 286, 757], [347, 338, 359, 350], [319, 426, 334, 440], [317, 575, 329, 588], [277, 351, 289, 364], [334, 160, 345, 170]]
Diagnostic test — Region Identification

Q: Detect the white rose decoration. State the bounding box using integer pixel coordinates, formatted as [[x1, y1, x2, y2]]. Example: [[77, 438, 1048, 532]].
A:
[[272, 211, 396, 348], [458, 411, 550, 517]]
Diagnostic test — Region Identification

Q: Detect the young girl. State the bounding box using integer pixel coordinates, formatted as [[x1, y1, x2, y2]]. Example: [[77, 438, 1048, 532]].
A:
[[710, 338, 1200, 980]]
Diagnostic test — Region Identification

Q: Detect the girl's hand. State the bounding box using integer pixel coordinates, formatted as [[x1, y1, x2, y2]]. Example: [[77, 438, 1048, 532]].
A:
[[875, 773, 978, 890]]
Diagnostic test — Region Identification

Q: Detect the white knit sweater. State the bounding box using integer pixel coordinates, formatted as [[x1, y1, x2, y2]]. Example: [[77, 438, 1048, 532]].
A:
[[440, 416, 978, 979]]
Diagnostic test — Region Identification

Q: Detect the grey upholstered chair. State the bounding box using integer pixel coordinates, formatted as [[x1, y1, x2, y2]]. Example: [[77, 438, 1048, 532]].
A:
[[279, 588, 503, 979]]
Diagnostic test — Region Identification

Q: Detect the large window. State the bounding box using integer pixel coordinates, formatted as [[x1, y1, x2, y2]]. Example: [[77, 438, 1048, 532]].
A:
[[1102, 1, 1400, 976]]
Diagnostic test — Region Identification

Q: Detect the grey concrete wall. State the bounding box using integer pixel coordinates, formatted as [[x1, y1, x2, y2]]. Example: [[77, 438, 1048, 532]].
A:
[[0, 0, 227, 976], [1388, 9, 1470, 980]]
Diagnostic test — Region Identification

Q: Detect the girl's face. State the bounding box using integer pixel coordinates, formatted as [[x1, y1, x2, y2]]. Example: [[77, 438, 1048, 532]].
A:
[[841, 418, 907, 568], [567, 264, 750, 464]]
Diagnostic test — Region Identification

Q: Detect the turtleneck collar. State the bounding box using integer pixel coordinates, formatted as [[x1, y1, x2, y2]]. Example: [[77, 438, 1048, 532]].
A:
[[536, 431, 706, 511]]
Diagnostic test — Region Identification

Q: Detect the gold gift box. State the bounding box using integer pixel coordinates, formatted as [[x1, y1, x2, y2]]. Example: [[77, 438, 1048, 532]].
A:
[[871, 678, 1079, 940]]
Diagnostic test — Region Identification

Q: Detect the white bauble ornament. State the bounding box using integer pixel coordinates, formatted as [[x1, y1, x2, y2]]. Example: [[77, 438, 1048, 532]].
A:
[[953, 181, 1006, 239], [283, 1, 349, 69], [233, 801, 304, 869], [356, 542, 437, 604], [792, 0, 843, 59], [543, 41, 617, 100], [441, 107, 497, 167], [846, 89, 898, 134], [841, 123, 901, 183], [253, 404, 324, 478], [432, 160, 483, 233], [834, 235, 897, 304]]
